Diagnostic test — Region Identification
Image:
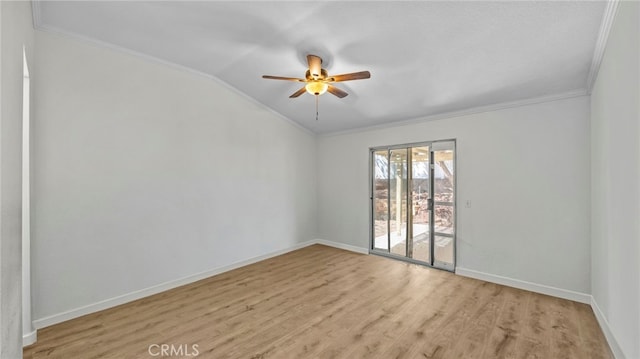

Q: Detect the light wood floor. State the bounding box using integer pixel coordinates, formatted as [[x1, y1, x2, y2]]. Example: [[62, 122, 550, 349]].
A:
[[24, 245, 612, 359]]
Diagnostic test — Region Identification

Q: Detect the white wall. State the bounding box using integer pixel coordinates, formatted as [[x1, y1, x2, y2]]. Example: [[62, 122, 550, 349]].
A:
[[31, 31, 317, 321], [590, 2, 640, 358], [317, 96, 591, 294], [0, 1, 34, 356]]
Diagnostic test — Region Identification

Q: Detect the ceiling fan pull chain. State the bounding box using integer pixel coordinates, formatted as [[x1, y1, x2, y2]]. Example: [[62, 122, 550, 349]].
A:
[[316, 95, 319, 121]]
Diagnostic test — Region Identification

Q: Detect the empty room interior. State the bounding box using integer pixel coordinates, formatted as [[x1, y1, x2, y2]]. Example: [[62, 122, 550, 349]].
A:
[[1, 1, 639, 358]]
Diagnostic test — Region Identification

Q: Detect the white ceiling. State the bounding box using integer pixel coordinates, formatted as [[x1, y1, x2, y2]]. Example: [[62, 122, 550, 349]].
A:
[[34, 1, 608, 134]]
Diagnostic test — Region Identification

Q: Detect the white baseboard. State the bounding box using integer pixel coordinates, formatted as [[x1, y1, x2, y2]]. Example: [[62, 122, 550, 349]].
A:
[[314, 239, 369, 254], [30, 239, 623, 359], [23, 330, 37, 347], [33, 240, 316, 329], [591, 296, 625, 359], [455, 267, 591, 304]]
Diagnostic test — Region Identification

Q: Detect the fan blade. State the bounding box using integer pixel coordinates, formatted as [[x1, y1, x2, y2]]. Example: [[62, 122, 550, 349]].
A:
[[289, 86, 307, 98], [327, 85, 348, 98], [327, 71, 371, 82], [263, 75, 306, 82], [307, 55, 322, 78]]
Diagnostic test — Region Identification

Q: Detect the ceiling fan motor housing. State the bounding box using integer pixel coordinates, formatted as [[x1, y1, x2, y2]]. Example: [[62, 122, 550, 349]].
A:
[[305, 69, 328, 80]]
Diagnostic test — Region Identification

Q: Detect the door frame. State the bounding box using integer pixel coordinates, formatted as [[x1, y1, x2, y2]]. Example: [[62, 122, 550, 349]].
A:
[[368, 139, 457, 272]]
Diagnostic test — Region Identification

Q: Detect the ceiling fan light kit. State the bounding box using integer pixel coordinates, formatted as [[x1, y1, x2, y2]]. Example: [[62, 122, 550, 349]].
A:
[[305, 82, 328, 96]]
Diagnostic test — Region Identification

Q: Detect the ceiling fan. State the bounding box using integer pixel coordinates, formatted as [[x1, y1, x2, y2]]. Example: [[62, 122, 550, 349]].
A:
[[262, 54, 371, 98]]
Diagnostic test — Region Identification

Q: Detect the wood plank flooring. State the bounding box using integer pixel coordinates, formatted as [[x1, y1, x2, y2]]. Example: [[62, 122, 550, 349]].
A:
[[23, 244, 612, 359]]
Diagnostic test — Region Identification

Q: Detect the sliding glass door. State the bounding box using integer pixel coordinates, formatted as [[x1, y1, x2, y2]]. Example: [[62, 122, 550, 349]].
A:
[[370, 141, 455, 271]]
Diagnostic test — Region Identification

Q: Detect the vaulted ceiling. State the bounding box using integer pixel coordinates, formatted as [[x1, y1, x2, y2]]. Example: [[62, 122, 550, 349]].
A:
[[34, 1, 609, 134]]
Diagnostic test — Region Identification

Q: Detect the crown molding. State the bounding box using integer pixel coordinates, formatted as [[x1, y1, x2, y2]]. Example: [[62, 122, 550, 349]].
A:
[[31, 0, 42, 29], [320, 89, 588, 137], [31, 22, 316, 137], [586, 0, 620, 94]]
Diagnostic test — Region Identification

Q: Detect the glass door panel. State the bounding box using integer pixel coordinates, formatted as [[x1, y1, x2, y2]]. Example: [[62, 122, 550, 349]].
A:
[[434, 235, 454, 267], [434, 205, 454, 234], [389, 149, 408, 256], [410, 146, 430, 263], [372, 150, 389, 251], [433, 143, 455, 269]]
